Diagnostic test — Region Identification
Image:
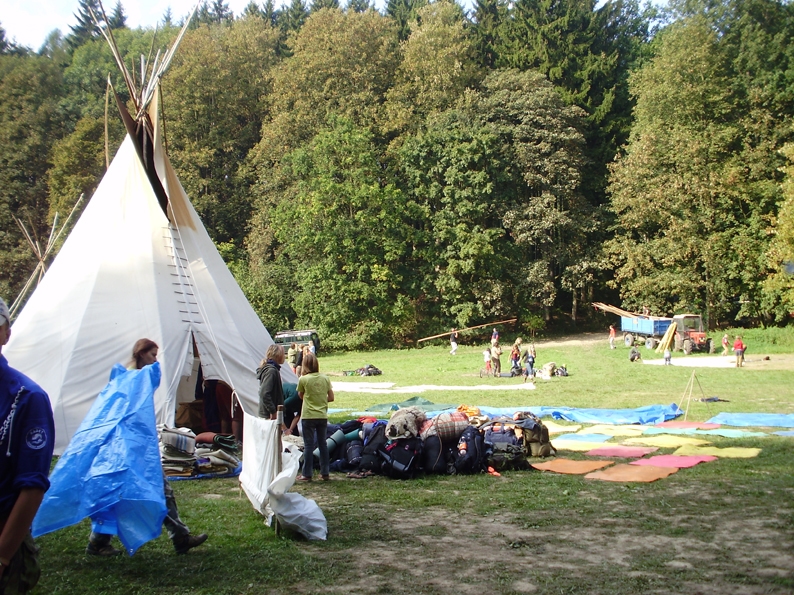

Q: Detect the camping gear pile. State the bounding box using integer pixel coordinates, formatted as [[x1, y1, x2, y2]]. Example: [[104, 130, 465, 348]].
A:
[[300, 406, 556, 480], [343, 364, 383, 377], [160, 428, 240, 478]]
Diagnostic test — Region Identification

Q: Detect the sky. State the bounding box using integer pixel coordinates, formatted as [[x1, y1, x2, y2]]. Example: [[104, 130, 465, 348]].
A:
[[1, 0, 308, 50]]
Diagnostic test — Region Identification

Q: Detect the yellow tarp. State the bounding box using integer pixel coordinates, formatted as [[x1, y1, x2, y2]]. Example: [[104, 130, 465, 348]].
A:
[[623, 436, 711, 448], [544, 420, 582, 435], [673, 444, 761, 458], [578, 424, 647, 437]]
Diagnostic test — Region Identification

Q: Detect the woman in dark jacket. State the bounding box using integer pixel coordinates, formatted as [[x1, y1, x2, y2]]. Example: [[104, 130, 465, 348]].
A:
[[257, 344, 285, 419]]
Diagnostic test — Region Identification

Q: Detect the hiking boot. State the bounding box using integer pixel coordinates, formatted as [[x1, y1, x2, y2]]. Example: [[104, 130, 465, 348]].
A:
[[173, 533, 208, 554], [86, 542, 123, 557]]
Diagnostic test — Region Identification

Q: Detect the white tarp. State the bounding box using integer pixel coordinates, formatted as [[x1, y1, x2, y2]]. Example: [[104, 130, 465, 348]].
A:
[[240, 412, 326, 540]]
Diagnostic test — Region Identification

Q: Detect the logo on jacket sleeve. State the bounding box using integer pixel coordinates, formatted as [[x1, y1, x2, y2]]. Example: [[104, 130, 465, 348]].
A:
[[26, 428, 48, 450]]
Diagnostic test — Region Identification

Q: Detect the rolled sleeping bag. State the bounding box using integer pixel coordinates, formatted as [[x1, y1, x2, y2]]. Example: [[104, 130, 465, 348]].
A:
[[344, 430, 360, 442], [346, 439, 364, 467], [313, 429, 346, 460]]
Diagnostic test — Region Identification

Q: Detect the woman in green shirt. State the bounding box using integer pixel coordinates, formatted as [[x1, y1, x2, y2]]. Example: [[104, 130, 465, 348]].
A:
[[296, 353, 334, 481]]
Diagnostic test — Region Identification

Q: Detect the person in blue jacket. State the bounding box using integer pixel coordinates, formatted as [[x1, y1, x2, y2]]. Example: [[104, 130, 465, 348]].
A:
[[0, 297, 55, 594], [85, 339, 208, 557]]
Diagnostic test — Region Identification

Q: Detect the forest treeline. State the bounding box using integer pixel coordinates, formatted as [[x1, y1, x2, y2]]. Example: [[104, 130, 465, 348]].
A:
[[1, 0, 793, 349]]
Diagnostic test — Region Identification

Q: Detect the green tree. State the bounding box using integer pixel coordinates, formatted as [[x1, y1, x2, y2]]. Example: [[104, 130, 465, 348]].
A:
[[311, 0, 340, 10], [284, 0, 310, 32], [470, 0, 509, 69], [47, 116, 117, 224], [384, 0, 482, 135], [607, 4, 793, 326], [162, 7, 174, 27], [347, 0, 372, 12], [250, 8, 399, 169], [386, 0, 427, 41], [397, 69, 589, 327], [764, 140, 794, 321], [243, 1, 264, 18], [68, 0, 102, 50], [256, 117, 412, 349], [164, 18, 281, 246], [108, 1, 127, 29], [210, 0, 234, 23], [0, 54, 67, 301]]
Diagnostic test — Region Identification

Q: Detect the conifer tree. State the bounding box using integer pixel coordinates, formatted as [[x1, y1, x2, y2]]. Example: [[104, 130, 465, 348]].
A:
[[285, 0, 309, 32], [0, 23, 9, 54], [347, 0, 371, 12], [311, 0, 340, 11], [162, 6, 174, 27], [262, 0, 280, 26], [471, 0, 507, 68], [68, 0, 102, 50], [108, 1, 127, 29], [210, 0, 234, 23], [386, 0, 426, 40], [243, 1, 264, 18]]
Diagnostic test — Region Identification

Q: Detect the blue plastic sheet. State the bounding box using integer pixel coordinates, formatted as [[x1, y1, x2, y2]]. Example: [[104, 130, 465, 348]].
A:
[[706, 412, 794, 428], [32, 364, 166, 555]]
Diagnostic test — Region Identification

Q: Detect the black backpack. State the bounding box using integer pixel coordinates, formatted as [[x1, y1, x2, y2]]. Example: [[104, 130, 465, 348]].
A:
[[379, 437, 423, 479], [451, 426, 487, 475], [483, 424, 530, 471], [359, 424, 388, 472]]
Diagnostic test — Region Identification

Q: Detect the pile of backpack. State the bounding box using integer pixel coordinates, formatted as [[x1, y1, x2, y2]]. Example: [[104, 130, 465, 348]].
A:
[[306, 407, 556, 480]]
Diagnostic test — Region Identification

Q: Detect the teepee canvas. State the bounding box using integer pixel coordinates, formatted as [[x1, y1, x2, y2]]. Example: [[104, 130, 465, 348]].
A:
[[5, 11, 296, 453]]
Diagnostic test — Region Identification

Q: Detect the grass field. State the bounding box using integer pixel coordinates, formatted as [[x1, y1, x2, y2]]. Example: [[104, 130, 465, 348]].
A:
[[34, 333, 794, 594]]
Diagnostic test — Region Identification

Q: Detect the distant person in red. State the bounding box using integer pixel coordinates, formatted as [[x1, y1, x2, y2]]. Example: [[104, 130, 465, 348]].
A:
[[608, 325, 616, 350], [732, 336, 745, 368]]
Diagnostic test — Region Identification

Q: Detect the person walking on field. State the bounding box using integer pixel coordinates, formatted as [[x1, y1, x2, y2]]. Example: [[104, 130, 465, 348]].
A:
[[0, 297, 55, 593], [609, 325, 616, 349], [721, 334, 730, 356], [732, 336, 746, 368], [449, 329, 459, 356], [86, 339, 208, 557]]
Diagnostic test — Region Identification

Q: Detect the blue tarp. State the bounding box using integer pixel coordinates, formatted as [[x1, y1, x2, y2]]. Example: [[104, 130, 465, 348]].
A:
[[706, 412, 794, 428], [32, 364, 166, 555]]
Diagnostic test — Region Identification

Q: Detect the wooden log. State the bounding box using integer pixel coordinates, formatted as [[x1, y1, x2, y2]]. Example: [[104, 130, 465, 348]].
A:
[[417, 318, 518, 343]]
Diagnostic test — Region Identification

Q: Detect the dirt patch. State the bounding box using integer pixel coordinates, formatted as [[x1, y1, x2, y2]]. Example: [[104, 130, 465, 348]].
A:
[[303, 502, 793, 595]]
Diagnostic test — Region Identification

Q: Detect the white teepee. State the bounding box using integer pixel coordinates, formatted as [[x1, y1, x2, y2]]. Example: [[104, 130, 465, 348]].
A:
[[5, 14, 296, 453]]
